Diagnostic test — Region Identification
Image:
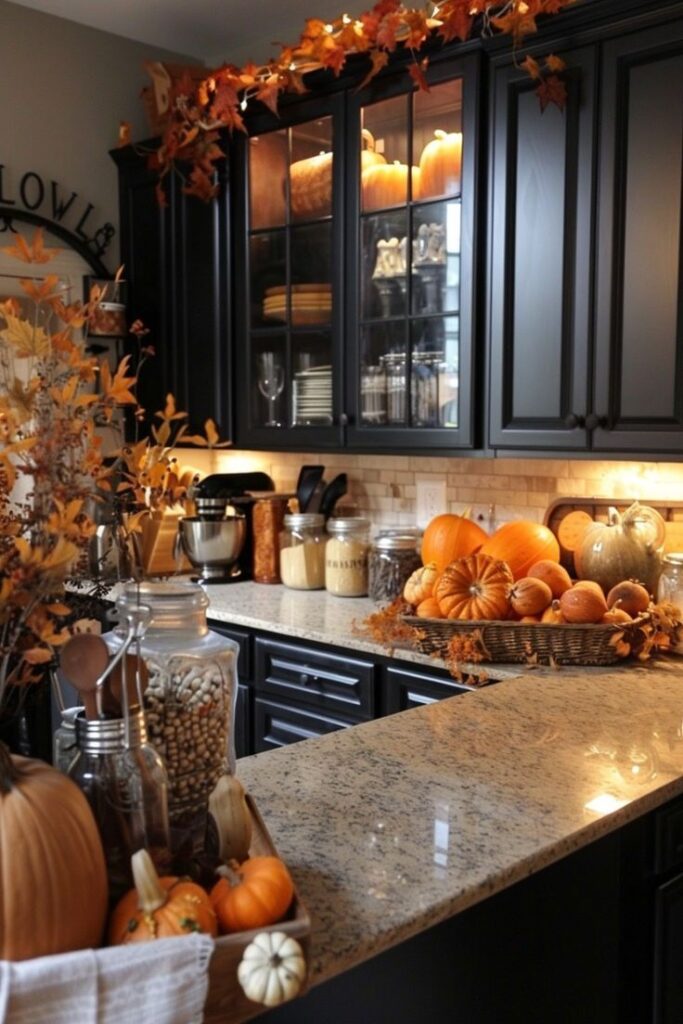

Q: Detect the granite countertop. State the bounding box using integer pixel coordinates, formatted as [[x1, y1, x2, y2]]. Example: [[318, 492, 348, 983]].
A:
[[236, 659, 683, 989]]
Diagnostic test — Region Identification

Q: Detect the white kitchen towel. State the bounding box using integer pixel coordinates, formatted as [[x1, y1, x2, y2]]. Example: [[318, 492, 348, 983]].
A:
[[0, 934, 214, 1024]]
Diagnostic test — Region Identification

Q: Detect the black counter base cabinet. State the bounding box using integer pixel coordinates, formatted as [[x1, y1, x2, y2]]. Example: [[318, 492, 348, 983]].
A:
[[255, 797, 683, 1024], [208, 620, 474, 760]]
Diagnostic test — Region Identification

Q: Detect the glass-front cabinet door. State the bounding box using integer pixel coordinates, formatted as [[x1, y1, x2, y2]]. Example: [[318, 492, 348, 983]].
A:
[[235, 94, 344, 447], [347, 54, 479, 449]]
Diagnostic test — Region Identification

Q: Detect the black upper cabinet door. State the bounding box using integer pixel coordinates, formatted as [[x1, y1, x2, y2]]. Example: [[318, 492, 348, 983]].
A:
[[112, 145, 231, 439], [488, 48, 596, 450], [593, 19, 683, 453], [233, 92, 345, 450], [346, 52, 481, 451]]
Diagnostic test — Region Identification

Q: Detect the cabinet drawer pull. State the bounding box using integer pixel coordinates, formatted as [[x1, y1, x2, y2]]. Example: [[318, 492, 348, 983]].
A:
[[585, 413, 608, 431], [564, 412, 585, 429]]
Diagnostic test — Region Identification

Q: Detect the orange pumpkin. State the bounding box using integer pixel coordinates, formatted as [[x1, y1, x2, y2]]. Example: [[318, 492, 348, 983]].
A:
[[559, 586, 608, 624], [109, 849, 217, 944], [480, 521, 560, 581], [509, 577, 553, 617], [541, 600, 565, 624], [606, 581, 650, 617], [211, 856, 295, 934], [361, 161, 420, 211], [416, 596, 443, 619], [403, 562, 440, 605], [421, 513, 488, 573], [602, 607, 632, 624], [417, 130, 463, 200], [289, 150, 333, 220], [0, 744, 108, 960], [573, 579, 605, 597], [435, 553, 513, 620], [360, 128, 386, 174], [528, 560, 572, 598]]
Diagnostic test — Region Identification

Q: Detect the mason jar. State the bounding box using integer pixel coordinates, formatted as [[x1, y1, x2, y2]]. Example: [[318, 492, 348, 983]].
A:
[[68, 711, 171, 902], [279, 513, 326, 590], [658, 553, 683, 653], [368, 533, 422, 603], [325, 517, 371, 597], [103, 580, 239, 858]]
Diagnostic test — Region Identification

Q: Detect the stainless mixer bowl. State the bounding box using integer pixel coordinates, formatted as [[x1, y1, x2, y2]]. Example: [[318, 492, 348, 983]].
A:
[[178, 514, 247, 580]]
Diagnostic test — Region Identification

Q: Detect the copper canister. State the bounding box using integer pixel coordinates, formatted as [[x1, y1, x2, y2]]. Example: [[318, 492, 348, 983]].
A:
[[252, 497, 287, 583]]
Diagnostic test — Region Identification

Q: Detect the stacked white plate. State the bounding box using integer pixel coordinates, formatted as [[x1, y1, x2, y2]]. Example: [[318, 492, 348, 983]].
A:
[[293, 364, 333, 425]]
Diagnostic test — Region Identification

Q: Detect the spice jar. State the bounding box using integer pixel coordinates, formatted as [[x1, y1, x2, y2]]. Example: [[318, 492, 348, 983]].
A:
[[103, 581, 239, 858], [325, 517, 371, 597], [68, 711, 171, 902], [280, 513, 326, 590], [369, 533, 422, 603], [252, 496, 287, 583], [658, 553, 683, 653]]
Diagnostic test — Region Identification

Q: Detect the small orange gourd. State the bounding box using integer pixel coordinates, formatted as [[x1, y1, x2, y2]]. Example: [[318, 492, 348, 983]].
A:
[[403, 562, 440, 605], [541, 600, 565, 624], [559, 586, 608, 624], [602, 607, 632, 625], [435, 553, 513, 621], [509, 577, 553, 617], [421, 513, 488, 574], [528, 560, 573, 598], [109, 849, 217, 944], [211, 856, 295, 934], [416, 596, 443, 619], [606, 581, 650, 617]]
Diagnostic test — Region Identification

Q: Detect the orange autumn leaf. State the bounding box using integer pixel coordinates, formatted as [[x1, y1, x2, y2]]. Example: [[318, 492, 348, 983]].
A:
[[491, 1, 540, 45], [536, 73, 568, 111], [436, 0, 474, 44], [19, 274, 61, 304], [22, 647, 53, 665], [545, 53, 567, 72], [356, 49, 390, 92], [408, 57, 430, 92], [101, 355, 137, 405], [0, 227, 60, 264], [521, 55, 542, 80]]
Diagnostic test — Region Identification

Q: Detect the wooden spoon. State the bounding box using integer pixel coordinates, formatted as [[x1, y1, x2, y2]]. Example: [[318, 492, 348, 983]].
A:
[[59, 633, 110, 720]]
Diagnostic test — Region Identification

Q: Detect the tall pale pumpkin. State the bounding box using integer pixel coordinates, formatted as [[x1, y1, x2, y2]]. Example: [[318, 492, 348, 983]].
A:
[[421, 513, 488, 573], [0, 743, 108, 960], [417, 130, 463, 200], [480, 521, 560, 581]]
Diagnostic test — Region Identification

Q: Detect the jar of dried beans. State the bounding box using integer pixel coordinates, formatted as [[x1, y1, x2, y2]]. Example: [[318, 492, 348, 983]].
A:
[[368, 532, 422, 603], [103, 581, 239, 861]]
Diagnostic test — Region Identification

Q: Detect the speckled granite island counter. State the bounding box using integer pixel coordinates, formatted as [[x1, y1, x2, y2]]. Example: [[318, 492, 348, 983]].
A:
[[219, 660, 683, 1024]]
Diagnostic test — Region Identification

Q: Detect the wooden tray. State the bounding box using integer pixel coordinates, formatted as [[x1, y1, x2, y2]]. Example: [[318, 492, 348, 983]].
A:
[[204, 794, 311, 1024]]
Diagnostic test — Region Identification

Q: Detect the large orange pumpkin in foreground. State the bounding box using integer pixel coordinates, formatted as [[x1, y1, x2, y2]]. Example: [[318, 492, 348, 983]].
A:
[[0, 743, 108, 960], [435, 553, 513, 620], [480, 521, 560, 581], [421, 513, 488, 573]]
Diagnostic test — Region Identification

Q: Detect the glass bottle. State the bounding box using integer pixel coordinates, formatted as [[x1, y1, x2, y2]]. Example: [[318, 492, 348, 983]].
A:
[[325, 517, 371, 597], [68, 711, 171, 903], [53, 705, 81, 774], [279, 513, 326, 590], [369, 533, 422, 603], [658, 553, 683, 654], [252, 496, 288, 583], [103, 581, 239, 859]]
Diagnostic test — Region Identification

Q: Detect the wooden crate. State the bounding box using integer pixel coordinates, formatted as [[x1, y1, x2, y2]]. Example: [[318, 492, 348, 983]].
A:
[[204, 795, 311, 1024]]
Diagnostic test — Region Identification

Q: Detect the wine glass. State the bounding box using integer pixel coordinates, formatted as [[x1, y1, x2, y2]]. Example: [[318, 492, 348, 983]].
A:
[[257, 351, 285, 426]]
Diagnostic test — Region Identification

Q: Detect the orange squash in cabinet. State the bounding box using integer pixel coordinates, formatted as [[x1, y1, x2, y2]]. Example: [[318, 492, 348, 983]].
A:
[[290, 150, 333, 220], [360, 128, 386, 174], [362, 160, 420, 211], [417, 130, 462, 201]]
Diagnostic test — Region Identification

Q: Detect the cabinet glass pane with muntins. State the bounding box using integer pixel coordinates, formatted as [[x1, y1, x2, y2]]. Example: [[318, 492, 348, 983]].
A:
[[358, 78, 463, 432], [247, 115, 335, 432]]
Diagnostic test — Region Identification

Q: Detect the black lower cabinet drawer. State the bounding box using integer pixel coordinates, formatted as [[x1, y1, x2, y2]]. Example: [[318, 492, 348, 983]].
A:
[[654, 873, 683, 1024], [382, 665, 474, 715], [254, 697, 355, 752], [255, 637, 376, 718]]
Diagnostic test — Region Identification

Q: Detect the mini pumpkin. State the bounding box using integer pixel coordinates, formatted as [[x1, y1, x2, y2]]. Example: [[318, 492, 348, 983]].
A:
[[415, 596, 443, 619], [541, 600, 565, 624], [238, 931, 306, 1008], [559, 586, 608, 624], [602, 607, 632, 624], [211, 856, 295, 934], [109, 849, 217, 944], [403, 562, 439, 605], [435, 553, 513, 621], [606, 581, 650, 617], [0, 743, 108, 961], [528, 560, 572, 598]]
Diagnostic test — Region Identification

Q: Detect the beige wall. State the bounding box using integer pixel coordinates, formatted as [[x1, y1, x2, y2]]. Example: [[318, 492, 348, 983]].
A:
[[0, 0, 197, 268]]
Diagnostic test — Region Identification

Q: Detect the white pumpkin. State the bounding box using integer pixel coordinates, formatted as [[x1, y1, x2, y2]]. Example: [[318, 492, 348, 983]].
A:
[[237, 931, 307, 1007]]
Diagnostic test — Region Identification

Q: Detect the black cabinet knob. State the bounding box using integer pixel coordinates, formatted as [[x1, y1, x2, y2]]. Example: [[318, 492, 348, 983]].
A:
[[585, 413, 607, 431], [564, 413, 585, 429], [339, 412, 349, 427]]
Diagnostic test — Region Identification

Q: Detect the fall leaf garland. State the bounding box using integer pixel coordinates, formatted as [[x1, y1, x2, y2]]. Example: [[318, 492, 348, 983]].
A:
[[144, 0, 576, 202]]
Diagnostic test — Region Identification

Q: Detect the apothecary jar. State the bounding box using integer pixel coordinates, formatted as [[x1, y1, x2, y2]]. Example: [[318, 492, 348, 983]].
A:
[[103, 581, 239, 858]]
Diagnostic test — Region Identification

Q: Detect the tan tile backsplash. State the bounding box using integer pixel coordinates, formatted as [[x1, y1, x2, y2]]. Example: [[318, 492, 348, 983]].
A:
[[179, 448, 683, 534]]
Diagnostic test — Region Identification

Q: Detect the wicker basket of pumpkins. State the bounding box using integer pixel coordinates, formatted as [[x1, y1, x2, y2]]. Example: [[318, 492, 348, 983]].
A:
[[402, 513, 661, 666]]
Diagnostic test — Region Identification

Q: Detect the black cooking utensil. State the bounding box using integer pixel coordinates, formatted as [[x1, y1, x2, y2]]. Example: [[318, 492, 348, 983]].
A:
[[318, 473, 348, 520], [296, 464, 325, 513]]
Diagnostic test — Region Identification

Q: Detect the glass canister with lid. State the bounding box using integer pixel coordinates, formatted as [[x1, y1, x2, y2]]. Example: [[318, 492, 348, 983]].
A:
[[658, 553, 683, 653], [279, 512, 326, 590], [103, 580, 239, 858], [369, 530, 422, 603], [325, 516, 371, 597]]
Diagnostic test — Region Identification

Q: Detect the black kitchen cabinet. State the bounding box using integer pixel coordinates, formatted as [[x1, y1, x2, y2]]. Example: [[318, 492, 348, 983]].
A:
[[383, 664, 473, 713], [488, 7, 683, 454], [593, 17, 683, 453], [488, 47, 596, 450], [112, 145, 231, 438]]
